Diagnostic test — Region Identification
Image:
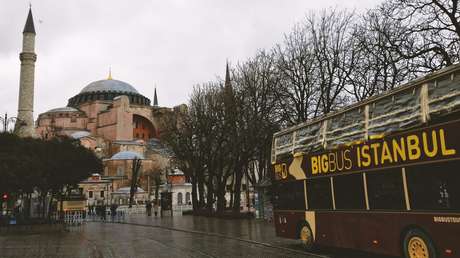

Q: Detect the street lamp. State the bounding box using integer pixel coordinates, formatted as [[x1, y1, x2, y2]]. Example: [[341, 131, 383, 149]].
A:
[[0, 113, 25, 133]]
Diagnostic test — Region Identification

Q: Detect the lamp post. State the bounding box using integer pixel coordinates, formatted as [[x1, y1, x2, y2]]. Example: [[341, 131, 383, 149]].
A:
[[0, 113, 24, 133]]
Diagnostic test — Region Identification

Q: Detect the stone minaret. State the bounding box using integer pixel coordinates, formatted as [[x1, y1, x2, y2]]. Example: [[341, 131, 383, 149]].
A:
[[15, 8, 37, 137]]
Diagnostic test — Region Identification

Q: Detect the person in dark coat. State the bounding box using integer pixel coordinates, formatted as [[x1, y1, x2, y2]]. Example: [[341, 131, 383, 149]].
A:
[[110, 203, 118, 221], [100, 203, 107, 221], [146, 201, 152, 216], [153, 201, 159, 217]]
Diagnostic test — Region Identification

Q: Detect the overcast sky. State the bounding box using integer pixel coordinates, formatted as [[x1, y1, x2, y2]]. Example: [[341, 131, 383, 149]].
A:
[[0, 0, 381, 120]]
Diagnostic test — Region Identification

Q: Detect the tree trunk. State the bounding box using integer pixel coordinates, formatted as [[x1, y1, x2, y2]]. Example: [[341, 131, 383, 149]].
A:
[[232, 166, 244, 213], [129, 158, 142, 208], [197, 172, 205, 209], [47, 194, 54, 220], [206, 177, 214, 214], [26, 193, 31, 219], [229, 175, 234, 210], [191, 171, 199, 211], [216, 183, 226, 214], [41, 195, 46, 219], [245, 169, 251, 212]]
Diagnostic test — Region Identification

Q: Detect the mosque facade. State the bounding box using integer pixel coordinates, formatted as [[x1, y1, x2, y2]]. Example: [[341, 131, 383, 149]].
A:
[[34, 73, 187, 204], [16, 8, 188, 206]]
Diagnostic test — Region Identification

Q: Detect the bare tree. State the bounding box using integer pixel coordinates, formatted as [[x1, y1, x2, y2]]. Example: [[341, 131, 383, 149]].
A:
[[275, 23, 320, 125], [379, 0, 460, 72], [275, 9, 357, 123], [161, 2, 460, 217], [345, 9, 415, 101], [307, 9, 356, 114], [234, 50, 280, 190]]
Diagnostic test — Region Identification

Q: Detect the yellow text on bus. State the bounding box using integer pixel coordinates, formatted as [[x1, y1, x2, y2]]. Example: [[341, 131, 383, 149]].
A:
[[311, 128, 456, 175]]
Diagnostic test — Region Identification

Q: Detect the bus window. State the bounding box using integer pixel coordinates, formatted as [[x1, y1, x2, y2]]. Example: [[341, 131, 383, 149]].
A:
[[334, 173, 366, 210], [307, 177, 333, 210], [406, 160, 460, 211], [367, 168, 405, 210], [273, 180, 306, 210]]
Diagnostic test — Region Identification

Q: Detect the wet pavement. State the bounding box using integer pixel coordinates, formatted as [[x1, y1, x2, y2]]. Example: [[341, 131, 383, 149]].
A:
[[125, 215, 395, 258], [126, 214, 295, 246], [0, 215, 396, 258], [0, 223, 313, 258]]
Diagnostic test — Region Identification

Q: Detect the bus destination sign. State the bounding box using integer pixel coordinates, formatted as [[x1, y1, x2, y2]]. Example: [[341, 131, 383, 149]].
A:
[[304, 120, 460, 177]]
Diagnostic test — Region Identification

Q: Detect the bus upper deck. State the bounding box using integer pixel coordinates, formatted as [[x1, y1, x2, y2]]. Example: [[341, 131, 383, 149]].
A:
[[272, 63, 460, 167]]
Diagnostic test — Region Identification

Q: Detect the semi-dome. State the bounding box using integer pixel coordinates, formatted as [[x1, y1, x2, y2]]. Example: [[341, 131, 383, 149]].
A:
[[71, 131, 91, 139], [45, 107, 80, 113], [110, 151, 144, 160], [80, 79, 139, 94]]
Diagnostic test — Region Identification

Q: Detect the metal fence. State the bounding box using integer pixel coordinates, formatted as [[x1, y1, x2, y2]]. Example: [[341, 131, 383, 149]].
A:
[[116, 205, 146, 215], [52, 209, 128, 226]]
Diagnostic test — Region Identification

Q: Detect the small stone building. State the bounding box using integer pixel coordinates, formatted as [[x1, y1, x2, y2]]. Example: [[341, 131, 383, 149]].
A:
[[156, 169, 193, 214], [78, 173, 111, 206]]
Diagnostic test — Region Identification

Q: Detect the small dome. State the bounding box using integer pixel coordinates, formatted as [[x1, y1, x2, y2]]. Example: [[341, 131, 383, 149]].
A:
[[45, 107, 79, 113], [71, 131, 91, 139], [80, 79, 139, 94], [110, 151, 144, 160]]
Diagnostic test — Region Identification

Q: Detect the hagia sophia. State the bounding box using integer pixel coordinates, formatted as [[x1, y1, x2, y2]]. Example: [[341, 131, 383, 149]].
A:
[[14, 8, 190, 206], [35, 72, 188, 203]]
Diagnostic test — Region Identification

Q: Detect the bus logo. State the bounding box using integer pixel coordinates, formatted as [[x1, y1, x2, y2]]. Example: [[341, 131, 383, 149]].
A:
[[275, 163, 288, 179]]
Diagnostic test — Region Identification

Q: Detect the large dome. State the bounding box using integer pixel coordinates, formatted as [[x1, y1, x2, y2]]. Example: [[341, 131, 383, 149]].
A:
[[67, 77, 151, 107], [80, 79, 139, 94]]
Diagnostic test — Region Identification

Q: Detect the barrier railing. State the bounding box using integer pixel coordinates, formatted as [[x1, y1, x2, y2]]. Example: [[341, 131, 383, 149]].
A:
[[52, 209, 128, 226]]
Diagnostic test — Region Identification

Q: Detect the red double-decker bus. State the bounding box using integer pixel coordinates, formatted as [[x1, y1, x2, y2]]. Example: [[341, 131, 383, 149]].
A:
[[272, 64, 460, 258]]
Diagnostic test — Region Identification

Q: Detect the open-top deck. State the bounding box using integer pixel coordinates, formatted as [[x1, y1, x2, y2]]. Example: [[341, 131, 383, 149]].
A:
[[272, 63, 460, 164]]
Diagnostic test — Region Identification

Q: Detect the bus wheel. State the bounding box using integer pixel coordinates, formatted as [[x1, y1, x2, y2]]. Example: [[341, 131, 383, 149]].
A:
[[298, 222, 314, 250], [403, 229, 437, 258]]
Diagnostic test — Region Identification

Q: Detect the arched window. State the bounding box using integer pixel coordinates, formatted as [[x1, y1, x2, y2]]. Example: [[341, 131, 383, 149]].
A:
[[117, 167, 124, 176], [177, 192, 183, 205], [132, 115, 156, 140], [186, 192, 191, 205]]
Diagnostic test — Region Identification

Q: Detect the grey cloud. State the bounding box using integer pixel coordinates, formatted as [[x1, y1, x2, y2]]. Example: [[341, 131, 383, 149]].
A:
[[0, 0, 380, 119]]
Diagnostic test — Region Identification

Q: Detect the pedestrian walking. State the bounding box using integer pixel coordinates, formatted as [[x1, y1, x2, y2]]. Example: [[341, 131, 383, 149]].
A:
[[101, 203, 107, 221], [146, 201, 152, 216], [110, 203, 118, 221], [95, 204, 100, 218], [88, 199, 95, 216], [153, 201, 159, 217]]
